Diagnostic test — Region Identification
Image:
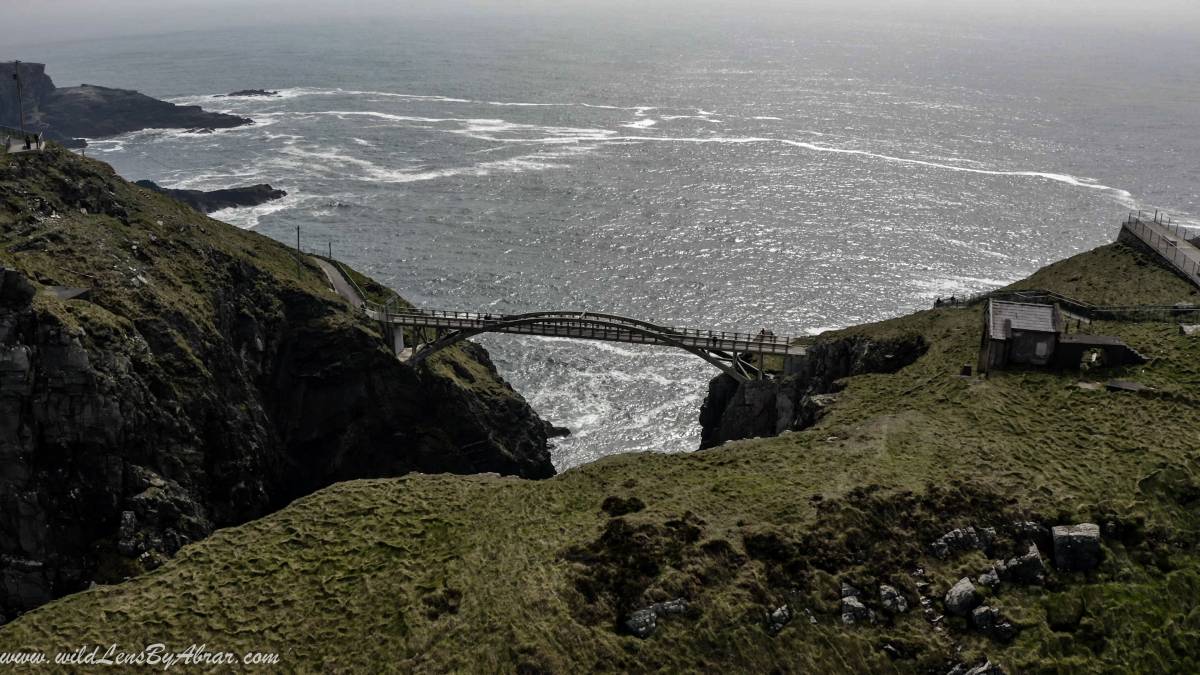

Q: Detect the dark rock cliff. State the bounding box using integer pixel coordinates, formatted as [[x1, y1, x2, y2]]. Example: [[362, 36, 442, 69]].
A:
[[699, 334, 928, 448], [0, 147, 553, 622], [1, 62, 251, 144], [0, 63, 56, 132], [134, 180, 287, 214]]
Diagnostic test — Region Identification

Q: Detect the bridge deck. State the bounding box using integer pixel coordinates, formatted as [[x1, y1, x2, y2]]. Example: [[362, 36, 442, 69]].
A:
[[376, 308, 807, 356]]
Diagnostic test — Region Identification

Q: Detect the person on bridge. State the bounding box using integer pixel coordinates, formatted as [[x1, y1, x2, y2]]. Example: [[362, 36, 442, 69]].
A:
[[24, 136, 32, 150]]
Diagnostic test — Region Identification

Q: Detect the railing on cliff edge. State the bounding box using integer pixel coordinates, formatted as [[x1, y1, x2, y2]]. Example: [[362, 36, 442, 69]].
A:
[[1120, 211, 1200, 284]]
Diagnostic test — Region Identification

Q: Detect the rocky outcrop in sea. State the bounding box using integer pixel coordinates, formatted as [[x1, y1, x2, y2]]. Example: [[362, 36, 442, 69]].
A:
[[134, 180, 287, 213]]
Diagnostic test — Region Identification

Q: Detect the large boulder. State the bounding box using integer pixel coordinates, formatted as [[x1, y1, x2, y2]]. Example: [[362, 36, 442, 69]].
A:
[[1052, 524, 1102, 571], [944, 577, 981, 616]]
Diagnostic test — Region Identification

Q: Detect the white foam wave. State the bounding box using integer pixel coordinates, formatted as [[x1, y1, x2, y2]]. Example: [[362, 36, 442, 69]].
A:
[[528, 335, 695, 360], [621, 119, 658, 129], [164, 168, 269, 190], [608, 134, 1135, 200], [209, 189, 305, 230], [172, 86, 661, 115], [274, 142, 579, 184]]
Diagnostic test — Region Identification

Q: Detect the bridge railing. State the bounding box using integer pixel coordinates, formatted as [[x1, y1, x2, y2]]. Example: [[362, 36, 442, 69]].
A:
[[0, 126, 44, 153], [379, 307, 800, 349]]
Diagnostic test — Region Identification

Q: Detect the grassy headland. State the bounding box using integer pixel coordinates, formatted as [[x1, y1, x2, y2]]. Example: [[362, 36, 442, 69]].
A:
[[2, 151, 1199, 672]]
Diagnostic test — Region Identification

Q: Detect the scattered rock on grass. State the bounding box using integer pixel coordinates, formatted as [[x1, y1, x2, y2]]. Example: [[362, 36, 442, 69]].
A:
[[651, 598, 687, 616], [965, 659, 1006, 675], [766, 605, 791, 635], [1052, 523, 1102, 571], [880, 584, 908, 614], [624, 609, 657, 638], [977, 567, 1000, 588], [997, 543, 1046, 584], [841, 595, 874, 625], [971, 605, 1017, 642], [931, 526, 995, 559], [623, 598, 688, 639]]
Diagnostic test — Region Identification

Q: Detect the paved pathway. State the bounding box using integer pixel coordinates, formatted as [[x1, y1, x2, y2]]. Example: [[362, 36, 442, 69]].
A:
[[312, 257, 364, 308], [1, 129, 43, 155]]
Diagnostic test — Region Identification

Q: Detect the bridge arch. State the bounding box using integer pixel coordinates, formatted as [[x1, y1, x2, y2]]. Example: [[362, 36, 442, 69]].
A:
[[405, 313, 761, 381]]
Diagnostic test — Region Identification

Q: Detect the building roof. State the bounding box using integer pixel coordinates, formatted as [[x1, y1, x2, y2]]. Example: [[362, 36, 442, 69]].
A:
[[988, 300, 1059, 340]]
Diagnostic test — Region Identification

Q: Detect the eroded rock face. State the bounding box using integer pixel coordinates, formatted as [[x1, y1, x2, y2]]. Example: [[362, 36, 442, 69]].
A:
[[0, 263, 553, 620], [698, 333, 927, 448]]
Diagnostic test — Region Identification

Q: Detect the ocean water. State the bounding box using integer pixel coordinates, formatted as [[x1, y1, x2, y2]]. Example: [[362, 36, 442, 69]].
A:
[[23, 13, 1200, 470]]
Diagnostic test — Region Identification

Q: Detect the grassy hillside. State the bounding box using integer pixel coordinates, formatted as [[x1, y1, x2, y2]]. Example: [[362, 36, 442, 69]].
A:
[[2, 237, 1199, 673], [0, 146, 554, 624]]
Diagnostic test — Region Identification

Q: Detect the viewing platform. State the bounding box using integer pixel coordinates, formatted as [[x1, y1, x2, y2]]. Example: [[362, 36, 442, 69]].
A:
[[1120, 211, 1200, 288], [0, 126, 44, 155]]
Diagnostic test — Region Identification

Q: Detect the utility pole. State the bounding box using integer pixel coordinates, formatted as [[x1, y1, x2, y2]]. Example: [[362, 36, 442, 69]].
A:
[[12, 60, 25, 133]]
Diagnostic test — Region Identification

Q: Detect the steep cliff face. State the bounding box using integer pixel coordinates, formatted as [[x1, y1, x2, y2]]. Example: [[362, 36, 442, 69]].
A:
[[699, 334, 928, 448], [0, 63, 56, 131], [0, 147, 553, 621]]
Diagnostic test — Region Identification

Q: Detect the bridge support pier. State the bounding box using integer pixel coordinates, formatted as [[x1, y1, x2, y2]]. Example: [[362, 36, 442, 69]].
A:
[[381, 321, 406, 357]]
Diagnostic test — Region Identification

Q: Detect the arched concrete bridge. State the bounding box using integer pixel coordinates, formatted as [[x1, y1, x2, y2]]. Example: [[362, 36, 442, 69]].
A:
[[312, 257, 803, 381]]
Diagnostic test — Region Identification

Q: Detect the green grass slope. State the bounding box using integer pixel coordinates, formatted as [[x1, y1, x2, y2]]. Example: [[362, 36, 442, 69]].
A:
[[2, 239, 1199, 673]]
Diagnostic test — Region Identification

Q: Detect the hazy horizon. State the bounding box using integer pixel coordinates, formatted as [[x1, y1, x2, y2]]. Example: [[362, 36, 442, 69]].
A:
[[7, 0, 1200, 49]]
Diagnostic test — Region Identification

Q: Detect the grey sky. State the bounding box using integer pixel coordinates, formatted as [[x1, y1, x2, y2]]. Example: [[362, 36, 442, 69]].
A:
[[8, 0, 1199, 46]]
